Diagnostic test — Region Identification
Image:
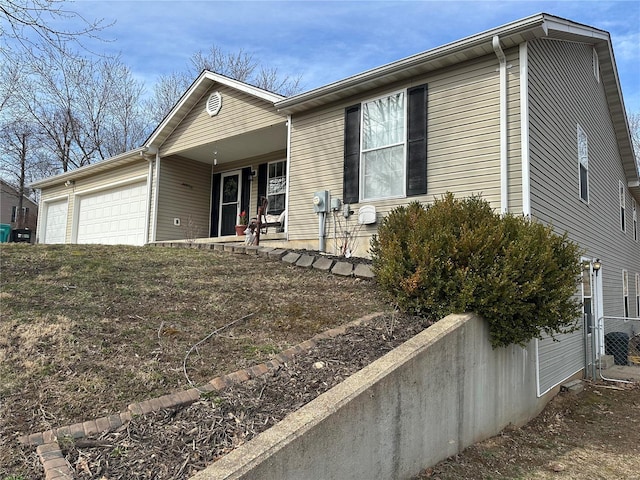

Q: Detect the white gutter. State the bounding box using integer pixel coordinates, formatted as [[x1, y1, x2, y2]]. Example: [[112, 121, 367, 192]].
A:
[[284, 114, 292, 236], [493, 35, 509, 214], [520, 42, 531, 217]]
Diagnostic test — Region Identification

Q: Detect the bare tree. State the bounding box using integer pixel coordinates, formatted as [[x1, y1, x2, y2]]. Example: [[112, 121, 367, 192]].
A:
[[147, 45, 303, 125], [7, 44, 147, 173], [0, 120, 54, 220], [0, 0, 109, 58], [144, 71, 189, 129]]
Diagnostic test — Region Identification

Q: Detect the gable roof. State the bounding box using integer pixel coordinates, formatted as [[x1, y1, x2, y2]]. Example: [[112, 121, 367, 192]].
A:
[[275, 13, 638, 193], [1, 178, 38, 208], [145, 71, 285, 153]]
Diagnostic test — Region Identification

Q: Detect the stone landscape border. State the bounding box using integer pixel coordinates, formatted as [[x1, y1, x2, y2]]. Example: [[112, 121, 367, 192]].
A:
[[18, 243, 378, 479], [154, 241, 376, 280]]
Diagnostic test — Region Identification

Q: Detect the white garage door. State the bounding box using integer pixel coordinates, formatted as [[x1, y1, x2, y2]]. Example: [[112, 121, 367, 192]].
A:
[[43, 199, 68, 244], [76, 182, 147, 245]]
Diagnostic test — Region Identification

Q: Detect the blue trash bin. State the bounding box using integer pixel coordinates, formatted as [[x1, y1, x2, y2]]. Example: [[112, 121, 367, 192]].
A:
[[0, 224, 11, 243]]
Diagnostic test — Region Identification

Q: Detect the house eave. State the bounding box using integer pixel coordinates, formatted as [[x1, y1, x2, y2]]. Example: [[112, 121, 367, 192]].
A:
[[275, 14, 548, 114], [30, 147, 151, 189], [275, 12, 639, 192]]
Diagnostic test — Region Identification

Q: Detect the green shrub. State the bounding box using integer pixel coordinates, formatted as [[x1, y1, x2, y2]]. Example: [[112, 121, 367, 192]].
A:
[[370, 193, 582, 348]]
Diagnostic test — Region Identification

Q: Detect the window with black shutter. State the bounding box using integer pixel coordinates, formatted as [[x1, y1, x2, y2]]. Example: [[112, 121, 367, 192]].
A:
[[343, 83, 427, 203]]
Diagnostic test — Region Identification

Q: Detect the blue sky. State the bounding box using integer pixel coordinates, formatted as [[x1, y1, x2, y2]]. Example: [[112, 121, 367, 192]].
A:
[[71, 0, 640, 112]]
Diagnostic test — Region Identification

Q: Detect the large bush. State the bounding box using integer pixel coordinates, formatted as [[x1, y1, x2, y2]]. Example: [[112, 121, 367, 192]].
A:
[[370, 193, 583, 348]]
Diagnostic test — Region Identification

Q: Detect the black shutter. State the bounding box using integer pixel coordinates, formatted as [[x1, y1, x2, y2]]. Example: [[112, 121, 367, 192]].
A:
[[343, 104, 361, 204], [257, 163, 267, 210], [407, 84, 428, 196], [210, 173, 221, 237], [241, 167, 251, 216]]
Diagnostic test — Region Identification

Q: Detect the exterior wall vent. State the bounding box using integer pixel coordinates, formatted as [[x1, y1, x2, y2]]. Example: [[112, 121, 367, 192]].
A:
[[206, 91, 222, 116]]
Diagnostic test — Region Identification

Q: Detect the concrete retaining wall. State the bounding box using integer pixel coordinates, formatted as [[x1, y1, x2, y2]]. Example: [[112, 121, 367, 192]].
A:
[[191, 313, 552, 480]]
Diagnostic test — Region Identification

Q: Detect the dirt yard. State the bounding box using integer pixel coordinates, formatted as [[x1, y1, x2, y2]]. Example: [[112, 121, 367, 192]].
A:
[[1, 244, 638, 479]]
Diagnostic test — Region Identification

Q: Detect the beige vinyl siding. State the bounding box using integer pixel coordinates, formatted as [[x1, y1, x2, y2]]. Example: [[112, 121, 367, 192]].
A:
[[156, 157, 212, 241], [37, 161, 149, 244], [161, 84, 286, 157], [288, 53, 519, 255], [528, 38, 640, 393], [507, 48, 523, 213]]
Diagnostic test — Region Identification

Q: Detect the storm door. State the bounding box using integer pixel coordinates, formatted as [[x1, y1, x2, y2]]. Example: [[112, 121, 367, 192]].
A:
[[219, 171, 241, 236]]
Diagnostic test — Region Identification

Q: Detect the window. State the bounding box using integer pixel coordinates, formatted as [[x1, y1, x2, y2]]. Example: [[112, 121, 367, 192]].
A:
[[633, 198, 637, 241], [623, 270, 629, 318], [577, 124, 589, 202], [10, 206, 29, 224], [636, 273, 640, 317], [592, 47, 600, 83], [619, 181, 626, 232], [581, 263, 593, 333], [267, 160, 286, 215], [344, 84, 427, 203], [361, 92, 406, 200]]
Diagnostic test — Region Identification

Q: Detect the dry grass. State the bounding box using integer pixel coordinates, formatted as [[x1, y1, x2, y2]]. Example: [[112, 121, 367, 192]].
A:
[[2, 244, 638, 479], [416, 382, 640, 479], [0, 243, 390, 478]]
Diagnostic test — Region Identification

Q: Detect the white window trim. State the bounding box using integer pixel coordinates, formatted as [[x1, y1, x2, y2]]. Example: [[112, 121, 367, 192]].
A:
[[266, 159, 287, 215], [622, 269, 629, 318], [359, 89, 407, 202], [632, 198, 637, 241], [619, 180, 626, 232], [577, 124, 589, 204], [592, 47, 600, 83], [636, 272, 640, 317]]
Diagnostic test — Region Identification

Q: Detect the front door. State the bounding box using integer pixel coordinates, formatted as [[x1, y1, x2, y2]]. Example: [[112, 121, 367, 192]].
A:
[[219, 171, 241, 236]]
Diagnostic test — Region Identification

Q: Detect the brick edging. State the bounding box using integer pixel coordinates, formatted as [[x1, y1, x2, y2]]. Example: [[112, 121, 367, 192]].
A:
[[153, 241, 376, 279], [20, 312, 385, 477]]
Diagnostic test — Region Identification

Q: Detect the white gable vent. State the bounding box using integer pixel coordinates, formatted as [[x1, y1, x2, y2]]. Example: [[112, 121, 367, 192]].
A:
[[206, 91, 222, 116]]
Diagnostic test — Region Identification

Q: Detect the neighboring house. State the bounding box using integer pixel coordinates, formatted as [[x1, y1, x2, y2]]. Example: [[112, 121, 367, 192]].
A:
[[31, 13, 639, 395], [1, 179, 38, 234]]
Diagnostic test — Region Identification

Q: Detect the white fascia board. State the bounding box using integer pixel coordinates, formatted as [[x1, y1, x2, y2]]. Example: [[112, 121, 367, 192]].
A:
[[29, 147, 150, 189], [276, 13, 549, 112], [203, 72, 285, 103]]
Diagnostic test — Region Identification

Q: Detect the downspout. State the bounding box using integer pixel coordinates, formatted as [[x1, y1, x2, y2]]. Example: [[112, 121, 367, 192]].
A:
[[152, 153, 160, 242], [493, 35, 509, 214], [284, 115, 292, 237], [520, 42, 531, 217], [144, 155, 154, 244]]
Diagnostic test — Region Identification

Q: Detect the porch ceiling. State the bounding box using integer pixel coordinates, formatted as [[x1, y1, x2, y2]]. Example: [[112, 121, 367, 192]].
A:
[[173, 123, 287, 165]]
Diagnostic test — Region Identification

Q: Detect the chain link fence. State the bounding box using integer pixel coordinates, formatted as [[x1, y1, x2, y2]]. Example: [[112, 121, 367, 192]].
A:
[[592, 316, 640, 383]]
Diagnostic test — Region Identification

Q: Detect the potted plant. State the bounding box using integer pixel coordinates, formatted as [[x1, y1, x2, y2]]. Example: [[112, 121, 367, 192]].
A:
[[235, 211, 248, 235]]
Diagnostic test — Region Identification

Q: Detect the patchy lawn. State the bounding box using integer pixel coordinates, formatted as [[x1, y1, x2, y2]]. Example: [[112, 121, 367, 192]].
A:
[[2, 244, 638, 479], [0, 243, 390, 478]]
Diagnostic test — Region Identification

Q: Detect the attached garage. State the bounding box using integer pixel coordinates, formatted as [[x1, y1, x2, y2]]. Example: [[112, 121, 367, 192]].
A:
[[75, 181, 147, 245], [31, 150, 153, 246], [41, 198, 68, 244]]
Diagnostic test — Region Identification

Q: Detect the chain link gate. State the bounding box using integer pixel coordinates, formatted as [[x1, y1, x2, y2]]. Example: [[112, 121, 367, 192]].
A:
[[586, 315, 640, 383]]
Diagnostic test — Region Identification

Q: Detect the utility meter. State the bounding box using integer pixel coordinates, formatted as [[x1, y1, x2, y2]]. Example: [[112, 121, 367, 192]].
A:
[[312, 190, 330, 213]]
